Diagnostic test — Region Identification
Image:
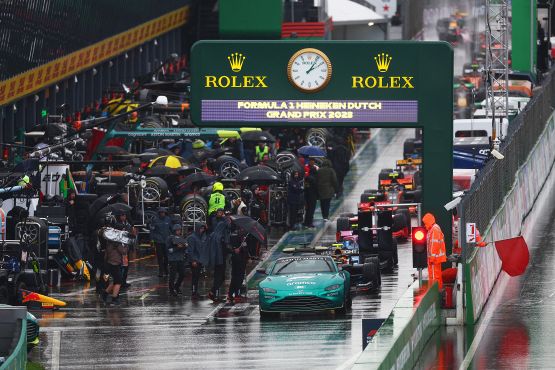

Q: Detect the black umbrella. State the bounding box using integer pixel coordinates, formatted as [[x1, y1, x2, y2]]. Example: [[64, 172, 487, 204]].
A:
[[229, 215, 267, 243], [92, 203, 133, 229], [237, 165, 281, 184], [241, 130, 276, 143], [181, 172, 217, 188]]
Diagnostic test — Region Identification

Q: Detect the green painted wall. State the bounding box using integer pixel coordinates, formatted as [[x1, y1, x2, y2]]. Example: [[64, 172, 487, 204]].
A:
[[512, 0, 537, 74], [219, 0, 283, 39]]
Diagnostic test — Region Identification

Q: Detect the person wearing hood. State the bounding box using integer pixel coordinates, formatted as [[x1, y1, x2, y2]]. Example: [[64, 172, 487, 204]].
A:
[[303, 158, 319, 228], [207, 209, 230, 301], [187, 222, 209, 299], [422, 213, 446, 289], [227, 227, 249, 304], [166, 224, 188, 296], [327, 138, 351, 197], [287, 170, 304, 230], [150, 207, 172, 277], [316, 159, 339, 221]]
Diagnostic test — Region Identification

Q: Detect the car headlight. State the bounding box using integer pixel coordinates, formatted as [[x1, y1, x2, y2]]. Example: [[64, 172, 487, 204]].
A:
[[262, 287, 277, 294], [325, 284, 341, 291]]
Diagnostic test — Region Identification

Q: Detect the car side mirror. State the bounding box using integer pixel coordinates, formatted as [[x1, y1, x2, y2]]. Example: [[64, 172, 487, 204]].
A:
[[256, 268, 267, 275]]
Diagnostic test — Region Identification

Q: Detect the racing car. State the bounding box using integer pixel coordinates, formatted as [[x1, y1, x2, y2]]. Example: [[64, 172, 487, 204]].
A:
[[258, 252, 352, 318], [336, 209, 399, 271]]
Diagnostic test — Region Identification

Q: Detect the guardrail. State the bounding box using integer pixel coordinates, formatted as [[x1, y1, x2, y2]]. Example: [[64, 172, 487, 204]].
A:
[[461, 68, 555, 323], [352, 281, 440, 370], [0, 306, 27, 370]]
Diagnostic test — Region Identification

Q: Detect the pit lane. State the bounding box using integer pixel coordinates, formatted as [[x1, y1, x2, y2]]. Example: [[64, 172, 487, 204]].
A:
[[29, 129, 418, 369]]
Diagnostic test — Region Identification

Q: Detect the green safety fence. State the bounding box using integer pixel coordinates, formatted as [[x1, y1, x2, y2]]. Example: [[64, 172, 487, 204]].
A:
[[353, 281, 440, 370]]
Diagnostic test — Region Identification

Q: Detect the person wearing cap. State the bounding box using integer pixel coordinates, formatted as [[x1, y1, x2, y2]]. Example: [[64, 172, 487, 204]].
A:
[[207, 182, 229, 228], [166, 224, 187, 296], [187, 222, 209, 299], [254, 142, 270, 164], [150, 207, 172, 277]]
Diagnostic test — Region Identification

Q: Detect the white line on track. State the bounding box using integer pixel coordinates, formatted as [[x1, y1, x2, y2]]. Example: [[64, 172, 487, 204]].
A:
[[51, 330, 61, 370], [206, 303, 225, 320]]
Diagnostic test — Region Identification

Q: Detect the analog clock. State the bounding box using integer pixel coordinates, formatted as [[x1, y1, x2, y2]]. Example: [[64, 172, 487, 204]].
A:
[[287, 48, 332, 93]]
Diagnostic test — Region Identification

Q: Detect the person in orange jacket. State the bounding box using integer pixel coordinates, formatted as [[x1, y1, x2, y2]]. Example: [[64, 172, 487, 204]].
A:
[[423, 213, 447, 289]]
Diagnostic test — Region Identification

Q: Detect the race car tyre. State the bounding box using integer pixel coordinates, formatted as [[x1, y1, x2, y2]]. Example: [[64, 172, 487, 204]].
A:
[[139, 117, 163, 129], [142, 177, 168, 203], [392, 238, 399, 266], [0, 285, 9, 305], [138, 209, 158, 226], [180, 195, 208, 224], [215, 155, 241, 179], [306, 128, 329, 148], [363, 257, 380, 290], [403, 139, 415, 158], [336, 217, 351, 233], [395, 209, 411, 231], [336, 291, 352, 314], [223, 188, 241, 203], [392, 213, 407, 232], [339, 212, 355, 218], [17, 217, 47, 246], [276, 151, 297, 166]]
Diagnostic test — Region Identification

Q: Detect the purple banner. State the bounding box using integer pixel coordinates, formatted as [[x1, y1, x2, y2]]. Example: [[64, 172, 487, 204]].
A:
[[201, 100, 418, 123]]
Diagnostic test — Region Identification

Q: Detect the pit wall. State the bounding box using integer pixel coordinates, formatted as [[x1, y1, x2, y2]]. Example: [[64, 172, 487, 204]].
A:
[[352, 281, 440, 370], [465, 112, 555, 323]]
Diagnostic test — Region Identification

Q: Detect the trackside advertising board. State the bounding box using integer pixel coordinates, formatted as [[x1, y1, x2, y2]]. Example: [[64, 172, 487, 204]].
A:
[[191, 40, 454, 248]]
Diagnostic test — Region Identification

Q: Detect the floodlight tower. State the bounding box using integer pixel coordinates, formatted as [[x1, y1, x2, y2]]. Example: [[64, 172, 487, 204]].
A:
[[485, 0, 509, 140]]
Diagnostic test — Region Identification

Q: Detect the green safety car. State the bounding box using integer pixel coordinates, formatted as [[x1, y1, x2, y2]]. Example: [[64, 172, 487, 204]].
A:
[[258, 254, 351, 318]]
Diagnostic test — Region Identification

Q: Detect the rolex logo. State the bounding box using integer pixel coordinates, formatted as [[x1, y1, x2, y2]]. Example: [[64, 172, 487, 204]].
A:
[[228, 52, 246, 72], [374, 53, 392, 73]]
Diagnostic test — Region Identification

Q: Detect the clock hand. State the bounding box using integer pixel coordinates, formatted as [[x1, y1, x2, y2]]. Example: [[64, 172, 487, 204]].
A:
[[306, 61, 318, 74]]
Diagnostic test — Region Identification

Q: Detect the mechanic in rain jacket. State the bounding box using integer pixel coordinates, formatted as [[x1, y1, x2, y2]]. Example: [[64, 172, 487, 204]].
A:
[[423, 213, 447, 289], [166, 224, 188, 296], [207, 209, 231, 301], [187, 222, 209, 299], [150, 207, 172, 277]]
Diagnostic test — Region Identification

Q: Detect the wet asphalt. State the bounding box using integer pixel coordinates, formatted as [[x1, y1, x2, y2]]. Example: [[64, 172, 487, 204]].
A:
[[28, 129, 419, 369]]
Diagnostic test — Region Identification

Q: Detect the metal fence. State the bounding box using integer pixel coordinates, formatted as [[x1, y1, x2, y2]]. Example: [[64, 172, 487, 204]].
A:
[[0, 0, 189, 81], [462, 70, 555, 256]]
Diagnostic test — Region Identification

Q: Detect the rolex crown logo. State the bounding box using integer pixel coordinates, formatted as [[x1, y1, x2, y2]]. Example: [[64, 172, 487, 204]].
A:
[[374, 53, 392, 73], [228, 52, 246, 72]]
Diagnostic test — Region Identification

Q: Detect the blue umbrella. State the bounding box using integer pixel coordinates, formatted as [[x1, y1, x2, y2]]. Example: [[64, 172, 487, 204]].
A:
[[298, 145, 326, 157]]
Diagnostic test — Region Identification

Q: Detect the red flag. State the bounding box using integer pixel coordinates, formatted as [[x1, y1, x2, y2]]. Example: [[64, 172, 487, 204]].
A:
[[494, 236, 529, 276]]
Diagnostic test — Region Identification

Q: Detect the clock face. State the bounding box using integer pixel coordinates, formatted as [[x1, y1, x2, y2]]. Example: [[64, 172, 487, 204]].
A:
[[287, 48, 332, 93]]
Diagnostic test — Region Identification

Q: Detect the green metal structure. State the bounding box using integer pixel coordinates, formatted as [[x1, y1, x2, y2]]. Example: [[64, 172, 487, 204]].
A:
[[190, 40, 454, 249]]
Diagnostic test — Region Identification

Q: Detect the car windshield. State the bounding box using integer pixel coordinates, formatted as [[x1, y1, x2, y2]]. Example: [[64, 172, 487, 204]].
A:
[[272, 257, 334, 275]]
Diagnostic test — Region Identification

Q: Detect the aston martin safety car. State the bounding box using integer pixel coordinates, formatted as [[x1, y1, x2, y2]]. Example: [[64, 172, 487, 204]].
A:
[[258, 254, 351, 317]]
